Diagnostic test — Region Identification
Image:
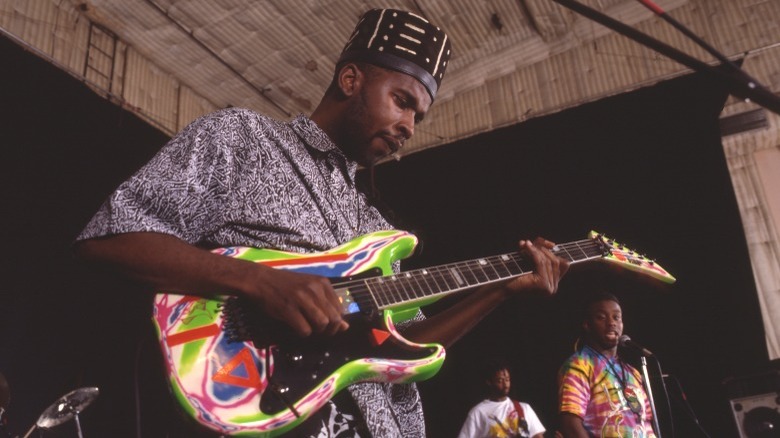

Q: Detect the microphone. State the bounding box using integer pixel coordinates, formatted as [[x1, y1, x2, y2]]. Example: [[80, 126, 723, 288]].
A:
[[619, 335, 654, 356]]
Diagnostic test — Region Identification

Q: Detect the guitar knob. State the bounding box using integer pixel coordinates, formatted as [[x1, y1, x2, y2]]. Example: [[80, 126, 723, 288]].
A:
[[286, 351, 304, 367], [270, 382, 290, 395], [316, 351, 331, 366]]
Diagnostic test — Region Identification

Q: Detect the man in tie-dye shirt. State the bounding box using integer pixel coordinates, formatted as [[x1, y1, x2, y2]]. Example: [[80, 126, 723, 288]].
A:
[[557, 293, 656, 437]]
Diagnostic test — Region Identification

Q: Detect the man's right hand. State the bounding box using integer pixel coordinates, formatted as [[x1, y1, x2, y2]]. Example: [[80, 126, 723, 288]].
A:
[[74, 232, 349, 339], [246, 265, 349, 337]]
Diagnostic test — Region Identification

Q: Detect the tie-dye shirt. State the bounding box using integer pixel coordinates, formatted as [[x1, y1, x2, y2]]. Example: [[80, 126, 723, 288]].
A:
[[558, 345, 656, 437]]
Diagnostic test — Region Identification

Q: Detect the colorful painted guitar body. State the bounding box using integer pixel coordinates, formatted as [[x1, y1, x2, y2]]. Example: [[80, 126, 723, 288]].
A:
[[152, 230, 674, 436]]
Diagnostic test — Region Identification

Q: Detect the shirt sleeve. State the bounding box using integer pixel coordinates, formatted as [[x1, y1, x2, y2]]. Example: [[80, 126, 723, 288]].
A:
[[558, 358, 591, 419], [76, 109, 250, 244], [522, 402, 547, 436], [457, 406, 482, 438]]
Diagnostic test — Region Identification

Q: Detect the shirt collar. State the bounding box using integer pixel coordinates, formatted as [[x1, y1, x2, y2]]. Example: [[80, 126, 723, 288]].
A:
[[290, 114, 358, 180], [583, 344, 619, 363]]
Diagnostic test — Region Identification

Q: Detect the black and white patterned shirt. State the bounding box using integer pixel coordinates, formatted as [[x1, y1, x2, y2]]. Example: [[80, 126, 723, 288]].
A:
[[79, 108, 390, 252], [77, 108, 426, 437]]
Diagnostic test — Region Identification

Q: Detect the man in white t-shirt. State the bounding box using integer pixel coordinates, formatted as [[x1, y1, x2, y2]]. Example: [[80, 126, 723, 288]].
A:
[[458, 360, 546, 438]]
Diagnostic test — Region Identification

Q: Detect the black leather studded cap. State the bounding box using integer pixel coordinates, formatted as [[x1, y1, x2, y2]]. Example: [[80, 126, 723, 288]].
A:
[[338, 8, 452, 100]]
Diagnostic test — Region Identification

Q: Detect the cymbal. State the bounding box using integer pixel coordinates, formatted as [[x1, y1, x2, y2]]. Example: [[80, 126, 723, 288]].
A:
[[36, 387, 99, 429], [0, 372, 9, 410]]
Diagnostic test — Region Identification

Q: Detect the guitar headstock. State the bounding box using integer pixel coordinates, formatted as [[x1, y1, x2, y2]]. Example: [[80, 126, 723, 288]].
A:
[[589, 231, 676, 284]]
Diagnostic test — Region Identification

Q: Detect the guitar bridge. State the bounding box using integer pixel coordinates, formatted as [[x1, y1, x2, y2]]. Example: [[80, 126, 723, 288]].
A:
[[222, 297, 252, 344]]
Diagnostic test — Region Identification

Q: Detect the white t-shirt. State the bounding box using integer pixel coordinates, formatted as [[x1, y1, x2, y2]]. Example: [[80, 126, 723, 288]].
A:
[[457, 398, 546, 438]]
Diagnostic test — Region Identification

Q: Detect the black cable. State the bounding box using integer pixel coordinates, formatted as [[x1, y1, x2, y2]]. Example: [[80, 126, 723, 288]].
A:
[[663, 373, 712, 438], [133, 336, 146, 438]]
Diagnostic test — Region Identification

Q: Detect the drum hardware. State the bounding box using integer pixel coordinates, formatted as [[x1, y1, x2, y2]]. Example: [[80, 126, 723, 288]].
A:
[[22, 387, 99, 438], [0, 372, 11, 438]]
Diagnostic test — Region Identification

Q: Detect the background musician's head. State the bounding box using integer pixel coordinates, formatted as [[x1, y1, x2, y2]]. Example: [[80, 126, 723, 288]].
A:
[[581, 292, 623, 356]]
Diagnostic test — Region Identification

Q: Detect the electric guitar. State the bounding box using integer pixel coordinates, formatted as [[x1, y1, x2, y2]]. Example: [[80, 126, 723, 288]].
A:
[[152, 230, 674, 436]]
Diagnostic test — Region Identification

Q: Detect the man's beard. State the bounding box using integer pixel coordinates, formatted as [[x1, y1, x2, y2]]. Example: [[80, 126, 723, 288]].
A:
[[341, 88, 378, 166]]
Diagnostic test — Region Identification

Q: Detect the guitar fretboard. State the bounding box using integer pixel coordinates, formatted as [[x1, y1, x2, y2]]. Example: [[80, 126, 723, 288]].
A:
[[338, 238, 607, 312]]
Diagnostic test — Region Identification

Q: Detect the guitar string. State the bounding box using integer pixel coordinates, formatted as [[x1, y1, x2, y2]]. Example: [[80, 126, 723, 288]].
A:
[[337, 239, 605, 300], [333, 238, 610, 311]]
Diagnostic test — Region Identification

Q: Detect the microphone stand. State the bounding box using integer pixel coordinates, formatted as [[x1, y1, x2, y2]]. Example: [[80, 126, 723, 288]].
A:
[[640, 355, 663, 437], [549, 0, 780, 116]]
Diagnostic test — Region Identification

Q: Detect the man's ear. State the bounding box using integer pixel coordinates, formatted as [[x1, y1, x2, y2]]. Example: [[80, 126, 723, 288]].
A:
[[337, 63, 361, 97]]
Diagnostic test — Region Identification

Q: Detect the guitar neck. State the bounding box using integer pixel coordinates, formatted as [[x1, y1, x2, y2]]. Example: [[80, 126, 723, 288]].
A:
[[339, 238, 607, 313]]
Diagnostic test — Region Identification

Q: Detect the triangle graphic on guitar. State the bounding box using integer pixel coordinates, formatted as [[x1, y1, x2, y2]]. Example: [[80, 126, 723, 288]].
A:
[[212, 347, 264, 390]]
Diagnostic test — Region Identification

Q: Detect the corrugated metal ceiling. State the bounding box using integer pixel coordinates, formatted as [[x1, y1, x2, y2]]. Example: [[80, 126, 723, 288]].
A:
[[2, 0, 779, 157]]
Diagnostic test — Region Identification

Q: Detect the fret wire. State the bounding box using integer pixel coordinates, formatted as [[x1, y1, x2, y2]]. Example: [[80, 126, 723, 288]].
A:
[[399, 272, 417, 300], [473, 260, 488, 282], [467, 260, 490, 284], [432, 265, 458, 291], [461, 261, 482, 285], [418, 269, 439, 295], [558, 239, 589, 248], [458, 261, 480, 287], [505, 254, 523, 276], [555, 244, 577, 262], [382, 275, 397, 305], [577, 240, 602, 257], [559, 240, 602, 261], [422, 270, 438, 296], [372, 278, 392, 307], [361, 278, 381, 307], [408, 271, 430, 298], [349, 283, 376, 312], [457, 261, 480, 286], [574, 241, 600, 259], [478, 259, 493, 282], [468, 261, 486, 284], [391, 275, 409, 305], [371, 278, 387, 307], [564, 242, 590, 260], [480, 257, 502, 281], [492, 255, 513, 278], [384, 275, 400, 305], [388, 277, 402, 305], [395, 274, 414, 303], [428, 266, 450, 291], [504, 254, 526, 275], [454, 261, 478, 286], [385, 275, 404, 305], [422, 266, 446, 294], [381, 277, 397, 306]]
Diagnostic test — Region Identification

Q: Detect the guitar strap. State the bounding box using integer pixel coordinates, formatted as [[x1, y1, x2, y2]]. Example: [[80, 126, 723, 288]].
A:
[[512, 399, 530, 437]]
